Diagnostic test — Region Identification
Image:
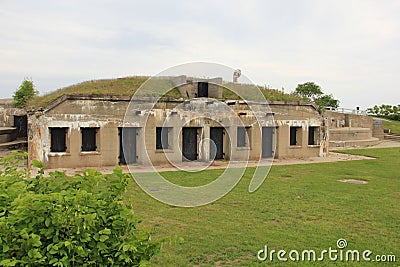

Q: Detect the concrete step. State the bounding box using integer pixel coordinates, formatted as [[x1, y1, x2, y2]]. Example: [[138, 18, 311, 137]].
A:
[[0, 127, 17, 143], [384, 134, 400, 141], [329, 137, 380, 148], [0, 138, 27, 150]]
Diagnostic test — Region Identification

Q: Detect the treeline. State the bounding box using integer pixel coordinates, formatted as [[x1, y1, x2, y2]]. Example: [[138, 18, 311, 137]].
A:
[[367, 104, 400, 121]]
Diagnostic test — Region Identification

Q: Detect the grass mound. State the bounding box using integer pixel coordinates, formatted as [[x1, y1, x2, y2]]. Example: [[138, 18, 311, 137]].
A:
[[28, 77, 302, 108]]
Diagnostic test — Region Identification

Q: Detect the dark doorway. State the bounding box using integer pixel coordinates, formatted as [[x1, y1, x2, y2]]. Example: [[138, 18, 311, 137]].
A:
[[198, 82, 208, 97], [262, 127, 274, 158], [210, 127, 224, 160], [14, 115, 27, 138], [119, 127, 137, 164], [182, 127, 198, 161]]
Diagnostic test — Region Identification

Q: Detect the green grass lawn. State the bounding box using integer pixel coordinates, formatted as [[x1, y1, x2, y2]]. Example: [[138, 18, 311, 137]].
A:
[[382, 119, 400, 134], [126, 148, 399, 266]]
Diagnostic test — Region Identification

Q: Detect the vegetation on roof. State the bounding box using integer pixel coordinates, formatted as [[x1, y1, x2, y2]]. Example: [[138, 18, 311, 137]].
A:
[[222, 82, 302, 101], [28, 76, 148, 108], [28, 76, 302, 108]]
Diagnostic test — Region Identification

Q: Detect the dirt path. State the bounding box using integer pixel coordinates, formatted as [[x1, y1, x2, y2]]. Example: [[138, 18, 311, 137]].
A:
[[3, 140, 398, 177], [31, 151, 375, 177]]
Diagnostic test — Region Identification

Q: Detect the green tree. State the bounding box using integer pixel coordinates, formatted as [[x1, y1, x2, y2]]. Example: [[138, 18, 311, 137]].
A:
[[367, 104, 400, 121], [315, 94, 340, 109], [293, 82, 323, 101], [293, 82, 340, 111], [13, 79, 38, 108]]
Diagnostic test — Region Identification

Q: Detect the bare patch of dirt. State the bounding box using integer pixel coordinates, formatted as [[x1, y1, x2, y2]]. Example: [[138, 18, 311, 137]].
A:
[[339, 179, 368, 184]]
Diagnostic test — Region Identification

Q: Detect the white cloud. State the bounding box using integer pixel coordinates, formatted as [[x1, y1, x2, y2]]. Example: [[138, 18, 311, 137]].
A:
[[0, 0, 399, 109]]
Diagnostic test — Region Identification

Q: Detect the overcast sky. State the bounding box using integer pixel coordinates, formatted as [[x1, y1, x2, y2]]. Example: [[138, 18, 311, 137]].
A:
[[1, 0, 399, 109]]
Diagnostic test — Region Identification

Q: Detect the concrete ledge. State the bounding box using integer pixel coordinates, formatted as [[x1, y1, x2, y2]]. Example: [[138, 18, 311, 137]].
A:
[[48, 152, 71, 157], [0, 127, 16, 133], [0, 127, 17, 143], [329, 137, 379, 148], [329, 127, 372, 141], [0, 139, 27, 149]]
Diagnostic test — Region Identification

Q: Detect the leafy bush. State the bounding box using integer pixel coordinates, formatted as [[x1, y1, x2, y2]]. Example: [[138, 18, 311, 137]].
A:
[[0, 152, 161, 266]]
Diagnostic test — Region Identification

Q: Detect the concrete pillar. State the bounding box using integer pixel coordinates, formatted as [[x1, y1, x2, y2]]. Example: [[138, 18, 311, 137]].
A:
[[201, 125, 210, 162]]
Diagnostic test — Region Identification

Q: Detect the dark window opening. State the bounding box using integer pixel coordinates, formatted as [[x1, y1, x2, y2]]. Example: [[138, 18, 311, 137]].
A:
[[50, 127, 67, 152], [81, 128, 98, 151], [237, 127, 248, 147], [198, 82, 208, 97], [308, 127, 318, 145], [290, 127, 298, 146], [156, 127, 169, 149]]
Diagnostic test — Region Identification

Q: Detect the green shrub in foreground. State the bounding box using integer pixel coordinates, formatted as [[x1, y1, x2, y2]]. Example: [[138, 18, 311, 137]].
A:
[[0, 152, 161, 266]]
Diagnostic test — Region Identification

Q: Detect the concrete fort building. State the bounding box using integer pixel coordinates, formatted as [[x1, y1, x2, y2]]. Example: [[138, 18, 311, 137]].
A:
[[26, 76, 381, 169]]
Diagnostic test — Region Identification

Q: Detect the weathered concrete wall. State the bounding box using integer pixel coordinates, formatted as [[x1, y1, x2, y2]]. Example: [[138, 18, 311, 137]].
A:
[[329, 128, 372, 141], [169, 76, 223, 99], [0, 99, 25, 127], [0, 128, 17, 143], [28, 114, 121, 168], [270, 102, 327, 158], [324, 110, 380, 147], [176, 79, 223, 99], [372, 118, 385, 140], [325, 110, 373, 129], [28, 96, 326, 169], [28, 96, 132, 168]]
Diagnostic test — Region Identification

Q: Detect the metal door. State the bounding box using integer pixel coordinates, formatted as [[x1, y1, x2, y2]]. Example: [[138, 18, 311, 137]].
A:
[[262, 127, 274, 158], [210, 127, 224, 160], [182, 127, 198, 161], [198, 82, 208, 97], [14, 115, 27, 138], [119, 127, 137, 164]]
